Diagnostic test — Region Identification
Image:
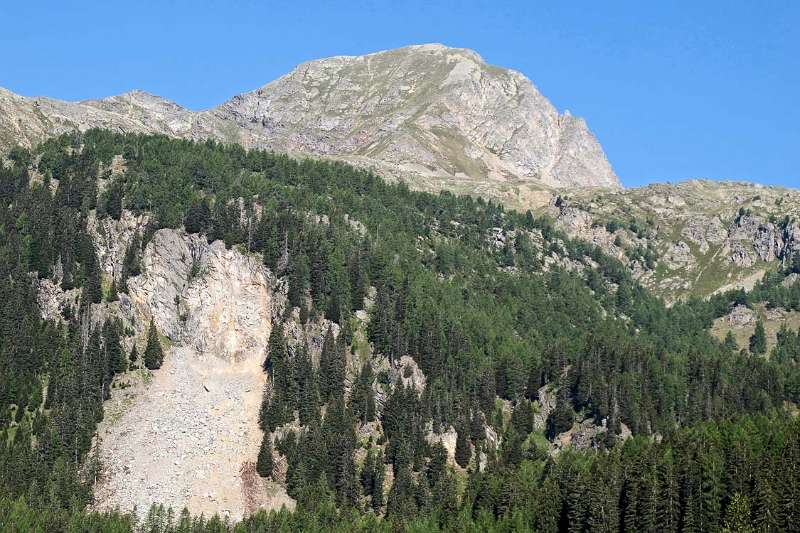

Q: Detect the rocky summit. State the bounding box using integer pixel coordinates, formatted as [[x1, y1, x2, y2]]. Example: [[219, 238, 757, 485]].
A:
[[0, 44, 618, 206]]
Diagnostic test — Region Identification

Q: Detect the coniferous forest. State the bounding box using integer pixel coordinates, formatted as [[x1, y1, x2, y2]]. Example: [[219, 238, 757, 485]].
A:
[[0, 130, 799, 531]]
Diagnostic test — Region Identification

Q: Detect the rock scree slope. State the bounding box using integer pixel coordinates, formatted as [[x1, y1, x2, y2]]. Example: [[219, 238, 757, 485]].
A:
[[61, 224, 296, 520]]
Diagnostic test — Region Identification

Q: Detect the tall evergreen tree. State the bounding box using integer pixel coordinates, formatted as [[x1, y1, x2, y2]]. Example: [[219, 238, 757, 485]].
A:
[[295, 344, 320, 426], [749, 318, 767, 355], [256, 433, 274, 478], [143, 319, 165, 370], [350, 362, 376, 424], [129, 343, 138, 367], [102, 319, 124, 375], [455, 423, 471, 469], [372, 451, 385, 512], [319, 327, 345, 401]]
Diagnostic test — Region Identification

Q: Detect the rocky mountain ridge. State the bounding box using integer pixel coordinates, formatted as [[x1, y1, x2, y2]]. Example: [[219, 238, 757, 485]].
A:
[[546, 180, 800, 300], [0, 44, 619, 205]]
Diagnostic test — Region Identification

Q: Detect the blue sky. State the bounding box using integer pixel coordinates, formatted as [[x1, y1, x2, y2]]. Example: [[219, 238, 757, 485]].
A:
[[1, 1, 798, 188]]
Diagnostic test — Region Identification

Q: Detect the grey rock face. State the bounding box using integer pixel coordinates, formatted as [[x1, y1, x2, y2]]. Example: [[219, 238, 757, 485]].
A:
[[551, 180, 800, 300], [216, 44, 619, 190], [0, 44, 619, 201]]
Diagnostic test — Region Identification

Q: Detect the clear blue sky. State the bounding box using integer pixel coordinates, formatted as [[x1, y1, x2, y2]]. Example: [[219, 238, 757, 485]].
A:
[[2, 1, 798, 188]]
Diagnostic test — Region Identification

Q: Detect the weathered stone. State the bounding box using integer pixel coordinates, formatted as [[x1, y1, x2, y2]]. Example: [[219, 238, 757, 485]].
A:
[[0, 44, 619, 208]]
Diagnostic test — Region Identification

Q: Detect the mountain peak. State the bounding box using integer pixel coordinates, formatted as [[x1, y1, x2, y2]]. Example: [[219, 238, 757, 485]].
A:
[[0, 45, 619, 206], [224, 44, 619, 197]]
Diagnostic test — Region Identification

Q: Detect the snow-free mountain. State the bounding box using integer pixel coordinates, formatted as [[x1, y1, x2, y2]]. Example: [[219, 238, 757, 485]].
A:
[[0, 44, 619, 207]]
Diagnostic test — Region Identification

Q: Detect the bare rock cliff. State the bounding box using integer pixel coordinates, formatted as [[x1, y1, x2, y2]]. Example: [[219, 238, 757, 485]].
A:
[[214, 44, 619, 193], [0, 44, 619, 206]]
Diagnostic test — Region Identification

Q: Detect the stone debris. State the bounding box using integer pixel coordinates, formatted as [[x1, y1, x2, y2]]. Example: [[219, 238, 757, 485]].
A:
[[90, 227, 295, 520]]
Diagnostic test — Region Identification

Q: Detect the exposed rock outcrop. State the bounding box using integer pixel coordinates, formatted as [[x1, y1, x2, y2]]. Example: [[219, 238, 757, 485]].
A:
[[216, 44, 619, 193], [550, 180, 800, 300], [74, 224, 297, 520], [1, 44, 619, 207]]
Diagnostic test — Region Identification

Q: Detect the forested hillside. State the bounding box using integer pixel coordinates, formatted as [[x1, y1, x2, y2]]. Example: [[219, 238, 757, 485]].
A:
[[1, 130, 798, 531]]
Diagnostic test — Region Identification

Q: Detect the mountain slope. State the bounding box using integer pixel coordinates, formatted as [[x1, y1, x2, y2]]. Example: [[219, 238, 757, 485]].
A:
[[547, 180, 800, 300], [213, 44, 619, 196], [0, 44, 619, 205]]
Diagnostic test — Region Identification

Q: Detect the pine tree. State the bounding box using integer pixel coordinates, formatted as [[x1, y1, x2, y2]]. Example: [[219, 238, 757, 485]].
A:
[[791, 251, 800, 274], [350, 362, 376, 424], [470, 405, 485, 443], [256, 433, 274, 478], [287, 253, 309, 309], [102, 319, 124, 375], [361, 445, 376, 498], [120, 231, 141, 292], [455, 423, 471, 469], [319, 327, 345, 401], [372, 451, 385, 512], [296, 344, 320, 426], [386, 464, 417, 519], [106, 279, 119, 302], [749, 319, 767, 355], [426, 442, 448, 487], [722, 492, 755, 533], [85, 251, 103, 304], [103, 180, 123, 220], [546, 393, 575, 439], [129, 344, 138, 367], [723, 330, 738, 352], [184, 200, 212, 234], [144, 319, 165, 370]]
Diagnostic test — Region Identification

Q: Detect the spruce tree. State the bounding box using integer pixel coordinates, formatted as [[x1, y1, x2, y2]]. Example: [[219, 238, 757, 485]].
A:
[[361, 445, 376, 498], [749, 318, 767, 355], [350, 362, 376, 424], [296, 344, 320, 426], [106, 279, 119, 302], [319, 326, 345, 401], [107, 181, 123, 220], [722, 492, 755, 533], [372, 451, 385, 512], [86, 252, 103, 304], [129, 344, 138, 367], [386, 464, 417, 519], [144, 319, 165, 370], [102, 319, 124, 375], [723, 330, 738, 352], [455, 424, 471, 468], [256, 433, 274, 478], [184, 200, 212, 234]]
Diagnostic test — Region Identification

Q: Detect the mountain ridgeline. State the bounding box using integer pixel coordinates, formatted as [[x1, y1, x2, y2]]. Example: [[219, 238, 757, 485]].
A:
[[0, 130, 798, 531], [0, 44, 618, 209]]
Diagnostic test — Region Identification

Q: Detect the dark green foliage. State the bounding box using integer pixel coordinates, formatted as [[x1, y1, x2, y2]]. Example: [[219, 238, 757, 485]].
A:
[[455, 424, 471, 468], [261, 323, 295, 430], [791, 251, 800, 274], [371, 450, 386, 512], [1, 131, 799, 530], [750, 318, 767, 355], [143, 319, 164, 370], [318, 327, 345, 401], [256, 433, 274, 478], [350, 362, 376, 424], [724, 330, 738, 351], [103, 319, 125, 375], [295, 344, 320, 426], [119, 231, 142, 292], [184, 199, 212, 234], [100, 179, 123, 220], [547, 393, 575, 439]]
